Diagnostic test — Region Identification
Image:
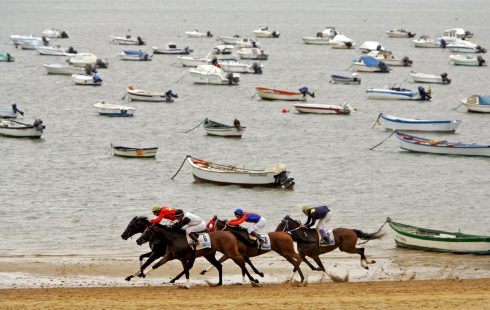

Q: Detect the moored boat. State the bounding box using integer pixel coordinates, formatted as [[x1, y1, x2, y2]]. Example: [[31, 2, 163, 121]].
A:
[[186, 156, 294, 188], [329, 34, 356, 49], [36, 45, 76, 56], [152, 43, 192, 55], [393, 131, 490, 157], [189, 65, 240, 85], [366, 50, 413, 67], [111, 35, 146, 45], [386, 29, 415, 38], [447, 40, 487, 53], [409, 72, 451, 84], [71, 73, 102, 86], [0, 118, 45, 138], [253, 26, 280, 38], [15, 37, 49, 50], [449, 54, 486, 66], [302, 27, 337, 45], [111, 145, 158, 158], [293, 102, 353, 115], [373, 113, 461, 132], [185, 30, 213, 38], [330, 73, 361, 84], [94, 102, 135, 117], [203, 118, 246, 137], [43, 63, 85, 75], [256, 87, 314, 101], [461, 95, 490, 113], [126, 87, 177, 102], [0, 52, 15, 62], [359, 41, 385, 53], [217, 35, 242, 45], [366, 85, 431, 101], [412, 35, 441, 48], [352, 56, 390, 73], [42, 28, 69, 38], [119, 50, 152, 61], [0, 104, 24, 119], [68, 53, 109, 68], [237, 47, 268, 60], [387, 217, 490, 255], [218, 61, 263, 74]]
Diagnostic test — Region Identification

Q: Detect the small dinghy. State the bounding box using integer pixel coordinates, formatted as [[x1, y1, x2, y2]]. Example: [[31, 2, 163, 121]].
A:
[[409, 72, 451, 84], [352, 56, 390, 73], [237, 47, 268, 60], [412, 35, 441, 48], [217, 60, 263, 74], [111, 144, 158, 158], [203, 118, 246, 137], [71, 73, 102, 86], [366, 85, 431, 101], [302, 27, 337, 45], [366, 50, 413, 67], [330, 73, 361, 84], [217, 35, 242, 45], [447, 40, 487, 53], [461, 95, 490, 113], [44, 63, 85, 75], [386, 28, 415, 38], [152, 43, 193, 55], [68, 53, 109, 68], [119, 50, 152, 61], [0, 118, 45, 138], [329, 35, 356, 49], [125, 86, 178, 102], [189, 65, 240, 85], [359, 41, 385, 53], [111, 35, 146, 45], [36, 45, 76, 56], [373, 113, 461, 132], [0, 52, 15, 62], [449, 55, 486, 66], [185, 30, 213, 38], [42, 28, 69, 38], [94, 102, 135, 117], [256, 87, 314, 101], [0, 104, 24, 119], [293, 102, 353, 115]]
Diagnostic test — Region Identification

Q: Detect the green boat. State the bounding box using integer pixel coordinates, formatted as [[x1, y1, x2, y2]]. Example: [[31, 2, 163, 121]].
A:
[[387, 217, 490, 255], [0, 53, 15, 62]]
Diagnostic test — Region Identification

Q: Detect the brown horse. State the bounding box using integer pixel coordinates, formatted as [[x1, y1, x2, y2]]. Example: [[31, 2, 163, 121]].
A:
[[137, 224, 259, 288], [203, 216, 305, 283], [276, 215, 384, 272]]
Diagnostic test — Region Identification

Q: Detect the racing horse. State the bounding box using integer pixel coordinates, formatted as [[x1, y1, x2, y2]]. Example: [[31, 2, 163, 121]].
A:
[[276, 215, 384, 273], [136, 223, 260, 288]]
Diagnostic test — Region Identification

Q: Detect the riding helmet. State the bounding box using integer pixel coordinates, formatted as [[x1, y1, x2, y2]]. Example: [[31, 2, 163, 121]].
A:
[[234, 208, 244, 216], [301, 205, 311, 213], [151, 205, 161, 212], [174, 209, 184, 217]]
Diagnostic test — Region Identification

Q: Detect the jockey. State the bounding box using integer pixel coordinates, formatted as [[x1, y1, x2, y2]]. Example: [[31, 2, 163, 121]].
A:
[[170, 209, 206, 243], [227, 208, 266, 245], [150, 206, 176, 224], [302, 205, 333, 245]]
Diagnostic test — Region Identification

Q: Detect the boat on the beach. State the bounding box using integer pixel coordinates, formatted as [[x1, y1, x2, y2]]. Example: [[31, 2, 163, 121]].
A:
[[119, 50, 152, 61], [449, 55, 486, 66], [330, 73, 361, 84], [0, 118, 45, 138], [203, 118, 246, 137], [461, 95, 490, 113], [373, 113, 461, 132], [256, 87, 314, 101], [94, 102, 135, 117], [111, 145, 158, 158], [409, 72, 451, 84], [72, 73, 102, 86], [111, 35, 146, 45], [393, 131, 490, 157], [387, 217, 490, 255], [125, 87, 177, 102], [186, 156, 294, 188], [293, 102, 353, 115]]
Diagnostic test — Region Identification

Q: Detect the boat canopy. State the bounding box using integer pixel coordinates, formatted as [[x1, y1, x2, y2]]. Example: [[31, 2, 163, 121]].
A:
[[124, 50, 145, 55], [360, 56, 380, 67], [479, 96, 490, 105]]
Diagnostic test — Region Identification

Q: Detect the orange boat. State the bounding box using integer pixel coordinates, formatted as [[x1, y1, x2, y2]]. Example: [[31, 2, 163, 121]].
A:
[[255, 87, 314, 101]]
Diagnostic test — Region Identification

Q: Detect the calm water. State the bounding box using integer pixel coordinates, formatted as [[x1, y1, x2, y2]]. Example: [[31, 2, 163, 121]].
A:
[[0, 0, 489, 263]]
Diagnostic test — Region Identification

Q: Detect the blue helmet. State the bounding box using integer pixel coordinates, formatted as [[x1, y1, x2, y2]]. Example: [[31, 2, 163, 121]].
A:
[[234, 208, 244, 215]]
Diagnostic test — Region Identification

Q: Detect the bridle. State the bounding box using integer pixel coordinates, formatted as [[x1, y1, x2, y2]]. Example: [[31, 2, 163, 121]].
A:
[[280, 217, 303, 234]]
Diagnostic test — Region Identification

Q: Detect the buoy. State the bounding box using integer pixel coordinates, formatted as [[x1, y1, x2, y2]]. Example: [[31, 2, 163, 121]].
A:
[[282, 108, 287, 113]]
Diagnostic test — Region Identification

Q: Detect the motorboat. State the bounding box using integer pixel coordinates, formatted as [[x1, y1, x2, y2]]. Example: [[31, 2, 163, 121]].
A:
[[302, 27, 338, 45], [217, 61, 263, 74], [442, 28, 473, 41], [409, 72, 451, 84], [71, 73, 102, 86], [94, 102, 135, 117], [43, 63, 86, 75], [203, 118, 246, 137], [185, 30, 213, 38], [366, 50, 413, 66], [42, 28, 69, 38], [111, 35, 146, 45], [125, 86, 178, 102], [189, 65, 240, 85], [0, 53, 15, 62], [366, 85, 431, 101], [447, 40, 486, 53], [217, 35, 242, 45], [235, 38, 261, 48], [386, 29, 415, 38], [210, 45, 237, 61], [330, 35, 356, 49], [119, 50, 152, 61], [330, 73, 361, 84], [112, 145, 158, 158], [15, 37, 50, 50], [293, 102, 353, 115], [256, 87, 314, 101], [68, 53, 109, 68], [449, 55, 486, 66], [373, 113, 461, 132], [0, 104, 24, 119], [36, 45, 76, 56], [359, 41, 385, 53], [352, 56, 390, 73], [253, 26, 280, 38], [10, 35, 48, 44], [0, 118, 45, 138], [152, 43, 193, 55], [237, 47, 268, 60], [177, 55, 213, 67], [461, 95, 490, 113], [412, 35, 441, 48]]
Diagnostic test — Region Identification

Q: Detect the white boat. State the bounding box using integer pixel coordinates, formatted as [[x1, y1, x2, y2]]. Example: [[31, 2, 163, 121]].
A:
[[185, 30, 213, 38], [449, 55, 486, 66], [461, 95, 490, 113], [366, 85, 431, 101], [253, 26, 280, 38], [217, 35, 242, 45], [352, 56, 390, 73], [68, 53, 109, 68], [218, 61, 263, 74], [36, 45, 76, 56], [302, 27, 338, 45], [10, 35, 46, 44], [366, 50, 413, 67], [0, 53, 15, 62], [373, 113, 461, 132], [412, 35, 441, 48], [330, 35, 356, 49], [42, 28, 69, 38], [71, 74, 102, 86], [409, 72, 451, 84], [152, 43, 193, 55], [0, 119, 45, 138], [177, 55, 212, 67], [112, 145, 158, 158], [189, 65, 240, 85], [0, 104, 24, 119], [255, 87, 314, 101], [386, 29, 415, 38], [447, 40, 486, 53], [235, 38, 260, 48], [15, 38, 49, 50], [293, 102, 353, 115], [186, 156, 294, 188], [237, 48, 268, 60], [329, 73, 361, 84], [203, 118, 246, 137], [94, 102, 135, 117], [125, 87, 177, 102], [359, 41, 385, 53], [119, 50, 152, 61], [43, 63, 86, 75], [111, 35, 146, 45], [442, 28, 473, 40]]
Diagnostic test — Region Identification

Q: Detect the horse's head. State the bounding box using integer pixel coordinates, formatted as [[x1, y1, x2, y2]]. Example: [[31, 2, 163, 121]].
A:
[[136, 225, 155, 246], [275, 215, 301, 232], [206, 215, 218, 232], [121, 216, 150, 240]]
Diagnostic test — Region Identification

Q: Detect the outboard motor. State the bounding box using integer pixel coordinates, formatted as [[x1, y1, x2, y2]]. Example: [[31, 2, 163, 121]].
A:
[[227, 73, 234, 85], [271, 31, 280, 38], [61, 31, 69, 38], [298, 86, 315, 98], [440, 38, 447, 48], [418, 86, 431, 101], [401, 56, 413, 66], [206, 31, 213, 38], [378, 61, 389, 72], [440, 73, 451, 84], [95, 58, 108, 69], [12, 103, 24, 116], [137, 36, 145, 45], [165, 90, 178, 101], [376, 44, 382, 51], [476, 45, 487, 54], [33, 119, 45, 132], [274, 171, 295, 190], [84, 64, 94, 75], [344, 41, 353, 49], [6, 53, 13, 62], [233, 119, 241, 129], [92, 73, 102, 83], [66, 46, 77, 54], [42, 36, 49, 46], [407, 32, 415, 38], [477, 56, 486, 66], [252, 63, 262, 74]]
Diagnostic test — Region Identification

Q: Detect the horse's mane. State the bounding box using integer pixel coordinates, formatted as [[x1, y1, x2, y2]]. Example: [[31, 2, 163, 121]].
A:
[[135, 215, 149, 221]]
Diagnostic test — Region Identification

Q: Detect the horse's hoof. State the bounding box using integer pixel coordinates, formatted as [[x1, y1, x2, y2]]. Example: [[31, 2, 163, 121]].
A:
[[169, 279, 176, 284], [258, 272, 264, 278], [125, 276, 133, 281]]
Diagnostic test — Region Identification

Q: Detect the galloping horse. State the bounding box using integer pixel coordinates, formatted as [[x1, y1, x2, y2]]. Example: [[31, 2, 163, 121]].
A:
[[276, 215, 384, 272], [137, 224, 259, 288], [203, 216, 305, 282]]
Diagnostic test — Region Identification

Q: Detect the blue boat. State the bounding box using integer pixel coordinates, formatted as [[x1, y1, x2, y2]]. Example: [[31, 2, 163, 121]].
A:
[[119, 50, 152, 61], [94, 102, 135, 117]]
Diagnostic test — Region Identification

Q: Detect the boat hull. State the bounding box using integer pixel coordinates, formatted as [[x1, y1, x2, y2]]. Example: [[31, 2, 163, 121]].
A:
[[293, 103, 351, 114], [378, 114, 461, 132], [204, 127, 245, 137], [410, 73, 450, 84], [112, 146, 157, 158], [449, 55, 486, 66], [302, 37, 331, 45], [256, 88, 305, 101], [461, 96, 490, 113], [0, 120, 43, 138], [366, 89, 421, 100], [94, 102, 135, 117], [126, 89, 172, 102], [44, 64, 85, 75], [72, 74, 102, 86]]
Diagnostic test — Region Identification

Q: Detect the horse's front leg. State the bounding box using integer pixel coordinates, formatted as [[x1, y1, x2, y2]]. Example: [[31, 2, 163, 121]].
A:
[[139, 251, 152, 267], [201, 254, 228, 275], [125, 250, 161, 281], [244, 256, 264, 278], [203, 254, 223, 286], [299, 253, 319, 271]]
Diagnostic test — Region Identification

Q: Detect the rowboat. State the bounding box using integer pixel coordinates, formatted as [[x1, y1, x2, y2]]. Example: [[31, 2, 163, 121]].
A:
[[0, 53, 15, 62], [111, 145, 158, 158], [72, 74, 102, 86], [366, 85, 431, 101], [94, 102, 135, 117], [409, 72, 451, 84], [386, 29, 415, 38], [393, 131, 490, 157], [189, 65, 240, 85], [358, 41, 385, 53], [0, 119, 45, 138], [36, 45, 76, 56], [217, 35, 242, 45], [330, 73, 361, 84], [237, 48, 268, 60], [186, 156, 294, 189], [387, 217, 490, 255], [412, 35, 441, 48], [366, 50, 413, 67], [152, 43, 192, 55], [203, 118, 246, 137], [119, 50, 152, 61], [352, 56, 390, 73], [253, 26, 280, 38], [126, 87, 177, 102], [43, 63, 85, 75], [111, 36, 146, 45], [256, 87, 314, 101], [218, 61, 263, 74], [447, 40, 487, 53], [449, 55, 486, 66], [461, 95, 490, 113], [42, 28, 69, 38], [293, 102, 353, 115], [185, 30, 213, 38], [373, 113, 461, 132], [0, 104, 24, 119]]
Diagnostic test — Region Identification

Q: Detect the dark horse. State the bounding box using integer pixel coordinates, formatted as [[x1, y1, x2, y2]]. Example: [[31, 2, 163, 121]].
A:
[[137, 223, 259, 288], [276, 215, 384, 272], [203, 216, 305, 283]]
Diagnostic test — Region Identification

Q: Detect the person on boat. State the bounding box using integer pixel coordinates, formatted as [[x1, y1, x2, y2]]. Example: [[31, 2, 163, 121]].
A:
[[439, 38, 447, 48], [301, 205, 333, 245], [92, 73, 102, 83], [150, 206, 177, 224], [169, 209, 207, 243], [233, 119, 241, 129], [227, 208, 266, 245], [165, 90, 178, 101], [298, 86, 315, 98]]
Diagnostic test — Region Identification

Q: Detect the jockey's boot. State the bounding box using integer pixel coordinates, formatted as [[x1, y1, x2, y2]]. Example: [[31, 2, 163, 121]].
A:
[[250, 231, 264, 245], [189, 232, 198, 243], [322, 232, 334, 246]]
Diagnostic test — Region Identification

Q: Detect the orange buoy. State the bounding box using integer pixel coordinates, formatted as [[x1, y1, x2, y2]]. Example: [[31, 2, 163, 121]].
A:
[[282, 108, 287, 113]]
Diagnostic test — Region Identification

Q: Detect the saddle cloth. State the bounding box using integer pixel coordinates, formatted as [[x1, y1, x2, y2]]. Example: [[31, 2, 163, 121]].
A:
[[258, 233, 272, 250], [186, 232, 212, 250]]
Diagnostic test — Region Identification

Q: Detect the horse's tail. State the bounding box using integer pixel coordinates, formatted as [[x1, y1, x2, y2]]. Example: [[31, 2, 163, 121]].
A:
[[353, 229, 385, 240]]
